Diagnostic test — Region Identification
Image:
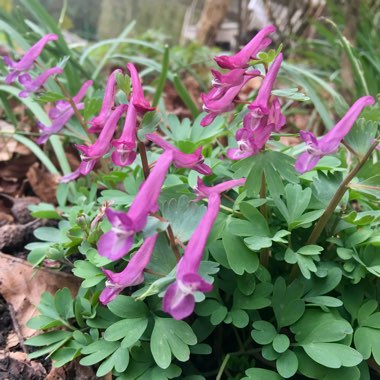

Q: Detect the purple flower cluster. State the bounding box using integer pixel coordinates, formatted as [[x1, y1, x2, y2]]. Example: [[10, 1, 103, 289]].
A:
[[98, 173, 245, 319], [201, 25, 286, 160]]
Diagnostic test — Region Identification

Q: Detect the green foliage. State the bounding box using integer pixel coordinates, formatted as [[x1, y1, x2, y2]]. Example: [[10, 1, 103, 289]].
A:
[[1, 1, 379, 378]]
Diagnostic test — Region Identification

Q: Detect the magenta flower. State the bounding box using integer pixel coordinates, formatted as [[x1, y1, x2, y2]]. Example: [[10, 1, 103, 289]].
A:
[[18, 67, 63, 98], [200, 69, 260, 127], [163, 192, 220, 320], [214, 25, 276, 69], [37, 80, 93, 144], [88, 69, 121, 133], [146, 133, 212, 175], [226, 54, 285, 160], [99, 234, 158, 304], [3, 34, 58, 84], [295, 96, 375, 173], [194, 177, 246, 201], [76, 104, 128, 176], [127, 63, 154, 114], [97, 150, 174, 260], [111, 103, 137, 167], [247, 53, 283, 119]]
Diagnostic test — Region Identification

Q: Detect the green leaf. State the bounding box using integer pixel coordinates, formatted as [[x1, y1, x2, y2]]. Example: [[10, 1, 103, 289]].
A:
[[272, 278, 305, 328], [80, 340, 119, 365], [251, 321, 277, 345], [302, 343, 362, 368], [25, 331, 72, 347], [272, 334, 290, 353], [36, 91, 66, 103], [107, 296, 148, 319], [151, 317, 197, 369], [223, 232, 259, 275], [104, 318, 148, 347], [276, 350, 298, 378], [54, 288, 74, 321], [234, 282, 272, 310], [354, 327, 380, 364], [243, 367, 283, 380], [161, 196, 206, 242], [292, 310, 353, 344], [26, 315, 64, 330]]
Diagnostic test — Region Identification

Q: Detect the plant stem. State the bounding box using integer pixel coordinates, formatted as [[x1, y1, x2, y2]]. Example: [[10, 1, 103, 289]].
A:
[[138, 141, 150, 179], [308, 138, 380, 244], [53, 78, 89, 133], [138, 141, 180, 262], [216, 353, 230, 380], [167, 224, 181, 262], [260, 172, 269, 267]]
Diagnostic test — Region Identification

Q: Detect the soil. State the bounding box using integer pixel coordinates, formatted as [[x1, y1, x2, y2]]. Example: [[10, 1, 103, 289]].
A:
[[0, 296, 11, 350]]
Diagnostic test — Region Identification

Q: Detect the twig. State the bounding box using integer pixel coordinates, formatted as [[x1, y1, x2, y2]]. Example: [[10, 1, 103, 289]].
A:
[[7, 303, 28, 354], [308, 137, 380, 244]]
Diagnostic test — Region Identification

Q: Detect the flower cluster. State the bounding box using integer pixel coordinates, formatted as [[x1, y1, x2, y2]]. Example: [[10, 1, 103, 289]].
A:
[[11, 29, 375, 323], [201, 25, 287, 160]]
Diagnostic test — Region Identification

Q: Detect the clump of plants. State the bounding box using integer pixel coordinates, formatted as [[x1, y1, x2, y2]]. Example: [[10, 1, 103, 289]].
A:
[[2, 19, 380, 380]]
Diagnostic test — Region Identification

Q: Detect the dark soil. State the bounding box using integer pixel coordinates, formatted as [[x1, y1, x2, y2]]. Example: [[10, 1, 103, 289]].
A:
[[0, 295, 11, 350]]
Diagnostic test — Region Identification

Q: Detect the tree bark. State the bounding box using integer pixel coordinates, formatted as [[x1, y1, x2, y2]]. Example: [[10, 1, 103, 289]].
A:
[[196, 0, 231, 46]]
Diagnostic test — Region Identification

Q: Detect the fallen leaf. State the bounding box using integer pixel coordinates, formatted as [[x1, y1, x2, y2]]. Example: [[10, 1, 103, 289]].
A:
[[0, 252, 80, 338], [45, 359, 96, 380], [26, 163, 58, 204], [0, 350, 46, 380]]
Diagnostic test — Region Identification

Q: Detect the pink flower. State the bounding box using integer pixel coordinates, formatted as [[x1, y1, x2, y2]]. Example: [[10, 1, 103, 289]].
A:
[[18, 67, 63, 98], [295, 96, 375, 173], [163, 192, 220, 320], [214, 25, 276, 69], [226, 54, 285, 160], [200, 69, 260, 127], [194, 177, 246, 201], [76, 104, 128, 176], [146, 133, 212, 175], [4, 34, 58, 84], [127, 63, 154, 114], [111, 102, 137, 167], [97, 151, 174, 260], [88, 69, 122, 133], [99, 234, 158, 304], [37, 80, 93, 144]]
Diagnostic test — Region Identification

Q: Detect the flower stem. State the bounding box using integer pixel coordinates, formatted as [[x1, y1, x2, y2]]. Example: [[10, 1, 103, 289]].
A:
[[260, 172, 269, 267], [308, 138, 379, 244], [138, 141, 150, 179], [216, 354, 231, 380]]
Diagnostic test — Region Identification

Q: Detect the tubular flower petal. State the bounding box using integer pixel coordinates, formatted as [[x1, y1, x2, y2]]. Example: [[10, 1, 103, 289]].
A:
[[227, 54, 285, 160], [214, 25, 276, 69], [146, 133, 212, 175], [97, 150, 174, 259], [76, 104, 128, 175], [163, 192, 220, 320], [4, 34, 58, 83], [127, 63, 154, 114], [88, 69, 121, 133], [194, 177, 246, 201], [18, 67, 63, 98], [200, 70, 259, 127], [295, 96, 375, 173], [111, 102, 137, 167], [37, 80, 93, 144], [99, 234, 158, 304], [248, 53, 283, 118]]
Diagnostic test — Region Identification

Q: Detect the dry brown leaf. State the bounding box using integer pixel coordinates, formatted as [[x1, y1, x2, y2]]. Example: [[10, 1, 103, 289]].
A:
[[45, 359, 97, 380], [26, 163, 58, 204], [0, 252, 80, 339], [0, 350, 46, 379]]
